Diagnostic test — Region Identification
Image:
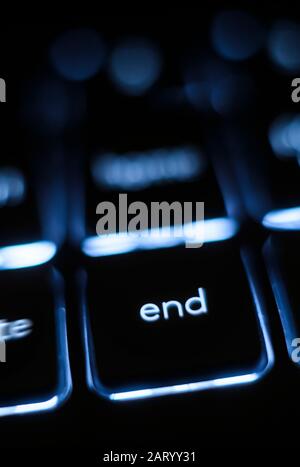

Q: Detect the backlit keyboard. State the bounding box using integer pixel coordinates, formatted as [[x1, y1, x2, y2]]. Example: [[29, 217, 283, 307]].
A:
[[1, 8, 300, 455]]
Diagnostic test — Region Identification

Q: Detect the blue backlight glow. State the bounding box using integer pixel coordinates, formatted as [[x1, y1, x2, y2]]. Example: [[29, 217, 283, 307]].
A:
[[262, 207, 300, 230], [109, 373, 260, 401], [82, 218, 238, 257], [0, 397, 59, 417], [92, 147, 204, 191], [268, 21, 300, 71], [109, 38, 162, 95], [0, 302, 72, 417], [0, 168, 25, 207], [0, 241, 57, 270], [50, 28, 105, 81], [269, 114, 300, 161], [211, 10, 263, 61]]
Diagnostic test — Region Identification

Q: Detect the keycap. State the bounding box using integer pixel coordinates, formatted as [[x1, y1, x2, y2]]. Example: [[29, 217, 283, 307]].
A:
[[264, 233, 300, 365], [0, 149, 61, 269], [223, 19, 300, 232], [60, 28, 240, 250], [0, 266, 72, 416], [81, 238, 274, 400], [80, 103, 240, 252], [227, 118, 300, 231], [0, 64, 67, 258], [0, 79, 37, 246]]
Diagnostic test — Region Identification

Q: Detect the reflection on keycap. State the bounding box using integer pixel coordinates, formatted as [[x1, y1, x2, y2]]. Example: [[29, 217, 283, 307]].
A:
[[269, 114, 300, 163], [0, 168, 25, 207], [184, 57, 254, 115], [92, 147, 204, 190]]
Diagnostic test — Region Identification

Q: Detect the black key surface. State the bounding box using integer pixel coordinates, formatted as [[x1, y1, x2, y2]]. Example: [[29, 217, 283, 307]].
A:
[[81, 238, 273, 400]]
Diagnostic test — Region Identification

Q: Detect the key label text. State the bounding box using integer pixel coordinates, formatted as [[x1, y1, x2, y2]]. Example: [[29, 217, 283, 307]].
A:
[[140, 287, 208, 322], [0, 318, 33, 341]]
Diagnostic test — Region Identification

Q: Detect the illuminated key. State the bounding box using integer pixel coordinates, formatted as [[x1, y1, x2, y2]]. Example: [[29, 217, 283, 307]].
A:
[[0, 70, 68, 264], [225, 20, 300, 231], [0, 166, 58, 267], [81, 239, 273, 400], [82, 138, 237, 253], [0, 267, 72, 416], [227, 113, 300, 231]]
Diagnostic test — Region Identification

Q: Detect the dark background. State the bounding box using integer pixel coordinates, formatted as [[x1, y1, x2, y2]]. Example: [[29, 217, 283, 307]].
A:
[[0, 5, 299, 456]]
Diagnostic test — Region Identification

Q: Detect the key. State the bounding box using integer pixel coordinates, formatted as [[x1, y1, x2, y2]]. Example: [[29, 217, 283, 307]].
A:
[[81, 238, 273, 400], [80, 97, 239, 254], [0, 154, 61, 269], [0, 55, 67, 261], [226, 118, 300, 231], [223, 20, 300, 231], [264, 233, 300, 365], [0, 80, 39, 247], [53, 29, 240, 250], [0, 266, 72, 416]]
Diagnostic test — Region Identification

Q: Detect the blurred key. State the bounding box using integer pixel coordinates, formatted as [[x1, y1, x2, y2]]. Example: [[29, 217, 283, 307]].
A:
[[47, 28, 239, 249], [223, 19, 300, 231], [226, 115, 300, 231], [81, 239, 273, 400], [0, 154, 56, 251], [80, 96, 238, 251], [0, 71, 69, 261], [264, 233, 300, 365], [0, 267, 72, 416]]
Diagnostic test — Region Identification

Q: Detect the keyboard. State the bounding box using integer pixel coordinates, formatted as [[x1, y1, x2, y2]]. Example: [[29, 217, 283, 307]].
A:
[[1, 9, 300, 456]]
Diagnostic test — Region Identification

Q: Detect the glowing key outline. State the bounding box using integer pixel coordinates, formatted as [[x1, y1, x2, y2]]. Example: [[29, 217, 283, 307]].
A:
[[81, 248, 274, 401], [0, 270, 72, 417]]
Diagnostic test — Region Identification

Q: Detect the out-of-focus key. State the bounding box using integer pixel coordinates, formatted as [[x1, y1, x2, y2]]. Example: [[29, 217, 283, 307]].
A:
[[264, 233, 300, 365], [227, 117, 300, 231], [81, 111, 239, 254], [0, 267, 72, 416]]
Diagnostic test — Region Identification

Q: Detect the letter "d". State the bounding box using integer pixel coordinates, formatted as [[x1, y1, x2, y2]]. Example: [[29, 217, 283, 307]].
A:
[[185, 288, 208, 315]]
